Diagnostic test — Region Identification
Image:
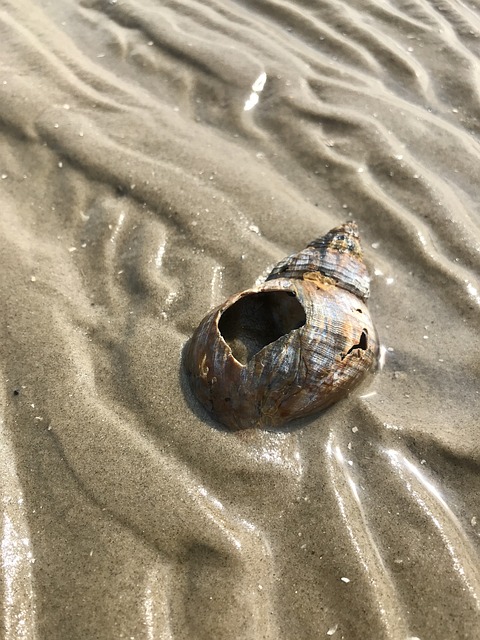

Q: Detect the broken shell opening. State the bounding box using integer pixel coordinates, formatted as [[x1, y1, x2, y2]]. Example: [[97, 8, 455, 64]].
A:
[[341, 329, 368, 360], [218, 290, 306, 365]]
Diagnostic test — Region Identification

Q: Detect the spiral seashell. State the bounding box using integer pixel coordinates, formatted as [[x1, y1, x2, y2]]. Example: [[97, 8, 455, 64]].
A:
[[185, 221, 379, 430]]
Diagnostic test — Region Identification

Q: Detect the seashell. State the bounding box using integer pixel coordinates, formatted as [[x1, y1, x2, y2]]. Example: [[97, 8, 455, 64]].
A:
[[185, 221, 379, 431]]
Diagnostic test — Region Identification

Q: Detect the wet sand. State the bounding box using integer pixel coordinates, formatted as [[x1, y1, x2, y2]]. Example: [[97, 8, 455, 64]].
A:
[[1, 0, 480, 638]]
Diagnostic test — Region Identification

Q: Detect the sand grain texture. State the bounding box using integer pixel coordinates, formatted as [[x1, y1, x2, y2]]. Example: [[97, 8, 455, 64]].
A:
[[0, 0, 480, 638]]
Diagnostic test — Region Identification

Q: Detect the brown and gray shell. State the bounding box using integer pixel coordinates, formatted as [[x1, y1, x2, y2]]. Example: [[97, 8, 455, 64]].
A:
[[185, 221, 378, 430]]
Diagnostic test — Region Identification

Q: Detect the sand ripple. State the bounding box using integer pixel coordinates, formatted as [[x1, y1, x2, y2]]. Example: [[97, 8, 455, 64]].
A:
[[0, 0, 479, 638]]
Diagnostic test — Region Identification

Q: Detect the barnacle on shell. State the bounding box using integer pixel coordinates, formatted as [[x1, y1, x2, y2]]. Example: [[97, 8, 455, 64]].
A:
[[185, 222, 379, 430]]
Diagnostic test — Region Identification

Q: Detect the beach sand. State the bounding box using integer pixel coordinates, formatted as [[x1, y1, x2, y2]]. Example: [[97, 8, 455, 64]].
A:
[[0, 0, 480, 638]]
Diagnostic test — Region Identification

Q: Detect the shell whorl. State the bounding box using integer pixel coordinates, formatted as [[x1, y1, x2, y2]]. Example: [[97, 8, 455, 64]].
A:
[[266, 221, 370, 300]]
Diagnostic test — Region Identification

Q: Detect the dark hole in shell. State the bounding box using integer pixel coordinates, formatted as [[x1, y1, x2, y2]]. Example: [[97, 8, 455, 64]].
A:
[[218, 290, 306, 365], [341, 329, 368, 360]]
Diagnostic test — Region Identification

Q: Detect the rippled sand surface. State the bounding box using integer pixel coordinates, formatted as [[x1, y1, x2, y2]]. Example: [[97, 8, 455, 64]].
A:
[[1, 0, 480, 638]]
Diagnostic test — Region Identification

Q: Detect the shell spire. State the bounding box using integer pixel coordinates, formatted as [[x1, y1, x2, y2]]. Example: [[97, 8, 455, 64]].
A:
[[266, 221, 371, 300]]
